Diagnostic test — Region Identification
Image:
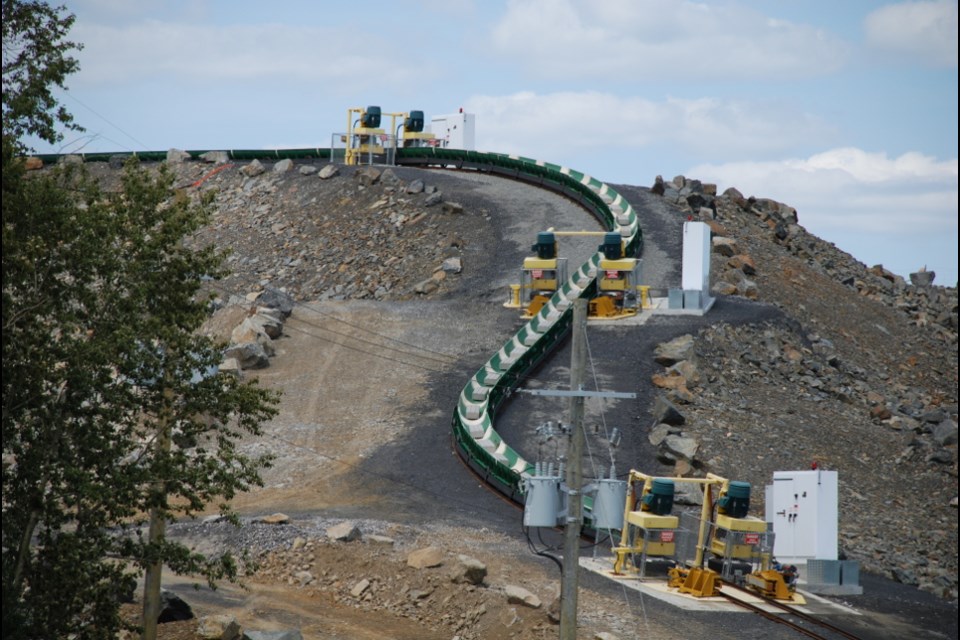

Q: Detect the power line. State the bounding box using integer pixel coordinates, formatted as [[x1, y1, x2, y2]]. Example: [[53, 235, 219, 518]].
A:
[[63, 90, 149, 150]]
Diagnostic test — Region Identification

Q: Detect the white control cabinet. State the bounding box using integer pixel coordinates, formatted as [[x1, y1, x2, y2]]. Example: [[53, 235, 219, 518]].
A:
[[765, 469, 838, 564], [429, 111, 476, 150], [681, 221, 710, 292]]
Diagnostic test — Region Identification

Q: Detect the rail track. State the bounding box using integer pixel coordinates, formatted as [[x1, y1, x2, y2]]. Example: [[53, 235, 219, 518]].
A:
[[720, 585, 863, 640]]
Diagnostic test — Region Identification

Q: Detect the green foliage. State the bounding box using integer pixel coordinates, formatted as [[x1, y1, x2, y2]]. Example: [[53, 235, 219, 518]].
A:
[[2, 0, 82, 149], [1, 144, 279, 638]]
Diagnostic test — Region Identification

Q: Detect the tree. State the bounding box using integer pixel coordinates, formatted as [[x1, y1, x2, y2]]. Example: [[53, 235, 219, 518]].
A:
[[2, 142, 280, 639], [2, 0, 82, 148], [2, 5, 280, 637]]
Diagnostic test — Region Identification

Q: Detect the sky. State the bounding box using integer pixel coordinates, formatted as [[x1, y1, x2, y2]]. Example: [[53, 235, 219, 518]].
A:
[[29, 0, 959, 284]]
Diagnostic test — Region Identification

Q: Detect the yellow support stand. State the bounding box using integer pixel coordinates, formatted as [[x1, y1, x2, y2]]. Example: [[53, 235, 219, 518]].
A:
[[638, 285, 651, 309], [504, 284, 521, 308]]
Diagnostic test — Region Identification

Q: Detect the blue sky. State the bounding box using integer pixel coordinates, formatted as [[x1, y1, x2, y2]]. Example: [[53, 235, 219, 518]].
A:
[[31, 0, 958, 284]]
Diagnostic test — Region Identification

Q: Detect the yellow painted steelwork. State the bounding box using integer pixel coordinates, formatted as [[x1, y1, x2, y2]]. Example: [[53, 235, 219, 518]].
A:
[[745, 570, 805, 603], [670, 566, 721, 597], [345, 107, 386, 166]]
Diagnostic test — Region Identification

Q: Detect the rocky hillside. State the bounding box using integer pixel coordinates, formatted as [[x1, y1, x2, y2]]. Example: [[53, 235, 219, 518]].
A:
[[647, 175, 958, 599], [41, 153, 957, 638]]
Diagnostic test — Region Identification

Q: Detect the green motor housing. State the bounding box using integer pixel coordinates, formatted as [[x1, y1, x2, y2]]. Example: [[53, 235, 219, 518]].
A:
[[641, 478, 675, 516], [532, 232, 557, 259], [717, 481, 751, 519], [361, 105, 381, 128]]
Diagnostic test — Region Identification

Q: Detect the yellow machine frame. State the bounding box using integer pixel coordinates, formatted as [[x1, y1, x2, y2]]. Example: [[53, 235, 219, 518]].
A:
[[611, 471, 780, 594], [344, 107, 436, 165], [345, 106, 386, 166]]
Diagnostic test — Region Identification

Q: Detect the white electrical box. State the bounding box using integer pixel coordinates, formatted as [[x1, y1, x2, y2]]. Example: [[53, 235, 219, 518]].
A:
[[765, 469, 838, 565], [429, 111, 476, 150], [681, 221, 710, 292]]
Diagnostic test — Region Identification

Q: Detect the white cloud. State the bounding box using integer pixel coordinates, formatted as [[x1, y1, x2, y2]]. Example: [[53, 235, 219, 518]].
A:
[[71, 21, 423, 89], [465, 90, 830, 158], [864, 1, 958, 67], [490, 0, 851, 80], [690, 149, 958, 281], [689, 148, 958, 278]]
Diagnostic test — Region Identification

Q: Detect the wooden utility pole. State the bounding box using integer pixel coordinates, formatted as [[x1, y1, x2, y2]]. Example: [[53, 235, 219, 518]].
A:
[[560, 298, 588, 640]]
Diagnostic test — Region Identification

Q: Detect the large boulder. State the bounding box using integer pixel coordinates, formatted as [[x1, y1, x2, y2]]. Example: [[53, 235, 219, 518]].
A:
[[407, 547, 444, 569], [503, 585, 541, 608], [224, 341, 270, 370], [654, 334, 695, 366], [354, 166, 381, 185], [257, 287, 295, 318], [326, 521, 362, 542], [450, 555, 487, 585], [197, 614, 241, 640], [241, 159, 265, 177], [166, 148, 191, 163], [318, 164, 340, 179], [157, 589, 194, 622], [910, 270, 936, 286], [652, 395, 686, 426]]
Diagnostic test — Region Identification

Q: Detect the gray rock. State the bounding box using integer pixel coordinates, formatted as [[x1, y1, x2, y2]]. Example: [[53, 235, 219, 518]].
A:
[[651, 175, 665, 196], [738, 278, 759, 299], [379, 168, 401, 185], [200, 151, 230, 164], [406, 179, 425, 194], [910, 270, 935, 286], [503, 585, 541, 608], [218, 357, 242, 377], [926, 449, 955, 464], [318, 164, 340, 179], [712, 281, 738, 296], [257, 513, 290, 524], [652, 395, 685, 426], [442, 201, 464, 214], [932, 420, 958, 446], [450, 554, 487, 585], [891, 567, 919, 585], [712, 237, 739, 257], [293, 570, 314, 587], [407, 546, 444, 568], [273, 159, 293, 173], [224, 341, 270, 370], [257, 287, 295, 318], [354, 166, 381, 185], [350, 578, 370, 597], [230, 320, 274, 355], [198, 614, 241, 640], [366, 534, 395, 546], [414, 278, 439, 295], [654, 334, 695, 366], [441, 257, 462, 274], [241, 159, 265, 177], [298, 165, 318, 176], [60, 154, 83, 165], [157, 589, 194, 622], [326, 521, 362, 542], [667, 360, 700, 385], [424, 191, 443, 207], [250, 308, 284, 339], [660, 434, 699, 462], [648, 423, 676, 446], [166, 148, 191, 163]]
